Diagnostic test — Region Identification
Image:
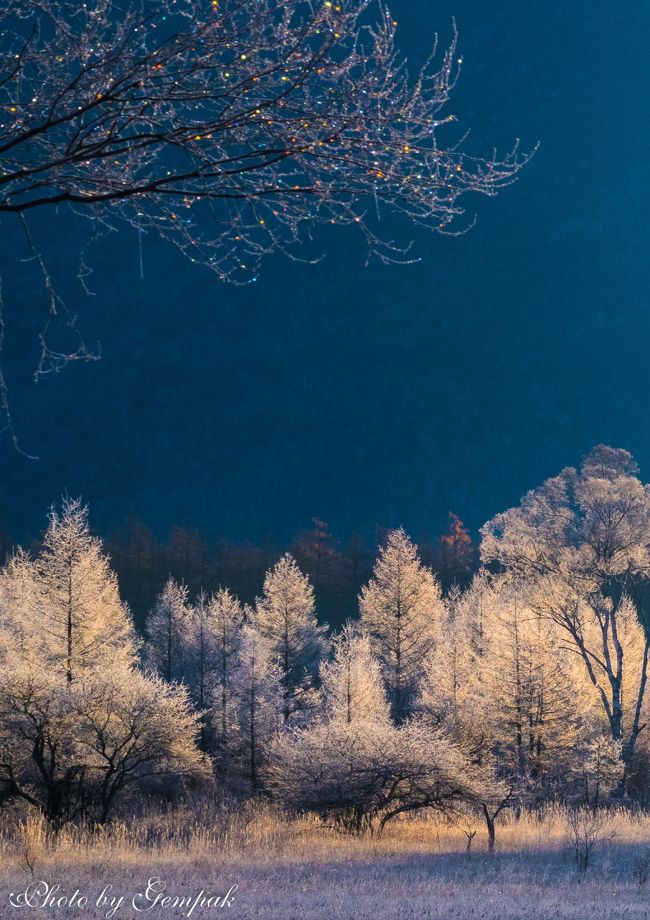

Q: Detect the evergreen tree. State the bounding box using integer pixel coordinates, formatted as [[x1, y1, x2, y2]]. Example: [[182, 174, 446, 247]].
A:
[[144, 577, 190, 683], [254, 553, 328, 720], [320, 623, 389, 726], [222, 624, 283, 790], [360, 528, 443, 722], [34, 498, 137, 683]]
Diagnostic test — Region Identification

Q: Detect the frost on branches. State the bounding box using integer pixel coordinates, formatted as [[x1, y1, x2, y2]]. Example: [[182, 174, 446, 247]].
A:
[[0, 0, 532, 423], [267, 622, 496, 832], [253, 552, 329, 721], [481, 445, 650, 791], [0, 500, 210, 827], [0, 0, 531, 278], [360, 528, 443, 722], [1, 444, 649, 833]]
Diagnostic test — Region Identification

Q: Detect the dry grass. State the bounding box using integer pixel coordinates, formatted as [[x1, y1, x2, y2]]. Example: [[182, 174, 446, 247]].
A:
[[0, 804, 649, 918]]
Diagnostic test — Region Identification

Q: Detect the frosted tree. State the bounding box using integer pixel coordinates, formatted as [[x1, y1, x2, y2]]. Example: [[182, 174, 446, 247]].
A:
[[320, 623, 389, 725], [481, 445, 650, 790], [0, 549, 41, 662], [581, 736, 624, 807], [268, 713, 495, 833], [144, 577, 190, 683], [33, 498, 138, 683], [194, 587, 246, 767], [70, 668, 210, 822], [360, 528, 443, 722], [221, 624, 284, 790], [0, 503, 210, 826], [417, 581, 486, 745], [254, 553, 328, 720], [0, 655, 210, 825], [187, 591, 212, 716], [478, 577, 587, 796]]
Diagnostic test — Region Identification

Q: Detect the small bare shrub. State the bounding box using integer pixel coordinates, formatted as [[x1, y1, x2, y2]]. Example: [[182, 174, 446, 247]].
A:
[[567, 808, 606, 873], [463, 826, 477, 854]]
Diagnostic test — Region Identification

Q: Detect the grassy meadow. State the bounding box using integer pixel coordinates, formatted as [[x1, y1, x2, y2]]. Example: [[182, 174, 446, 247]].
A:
[[0, 805, 649, 919]]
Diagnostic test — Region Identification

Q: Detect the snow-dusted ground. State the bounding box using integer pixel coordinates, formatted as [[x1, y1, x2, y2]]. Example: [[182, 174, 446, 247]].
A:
[[1, 808, 649, 919]]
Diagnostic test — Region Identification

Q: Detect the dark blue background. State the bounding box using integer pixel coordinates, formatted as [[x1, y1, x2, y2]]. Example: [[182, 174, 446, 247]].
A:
[[2, 0, 649, 545]]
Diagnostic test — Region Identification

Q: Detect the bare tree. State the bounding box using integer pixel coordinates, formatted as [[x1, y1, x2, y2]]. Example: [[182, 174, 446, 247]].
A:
[[0, 0, 531, 445], [567, 808, 607, 873]]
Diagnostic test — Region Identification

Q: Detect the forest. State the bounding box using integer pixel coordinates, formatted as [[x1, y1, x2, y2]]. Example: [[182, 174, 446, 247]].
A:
[[1, 443, 649, 852]]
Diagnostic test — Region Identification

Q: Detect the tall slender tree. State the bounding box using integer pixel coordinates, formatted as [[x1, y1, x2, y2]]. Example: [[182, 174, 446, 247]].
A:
[[33, 498, 137, 683], [200, 587, 246, 768], [144, 577, 190, 683], [224, 624, 283, 790], [360, 528, 443, 722], [254, 553, 328, 720]]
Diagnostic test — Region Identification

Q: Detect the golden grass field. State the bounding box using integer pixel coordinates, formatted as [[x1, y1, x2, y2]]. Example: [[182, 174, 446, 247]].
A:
[[1, 804, 649, 919]]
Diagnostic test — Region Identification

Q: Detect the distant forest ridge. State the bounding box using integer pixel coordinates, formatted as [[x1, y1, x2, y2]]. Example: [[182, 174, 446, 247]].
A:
[[0, 513, 476, 628]]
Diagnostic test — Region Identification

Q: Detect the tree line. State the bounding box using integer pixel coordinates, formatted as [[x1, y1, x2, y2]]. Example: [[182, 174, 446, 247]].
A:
[[92, 513, 475, 626], [1, 445, 649, 842]]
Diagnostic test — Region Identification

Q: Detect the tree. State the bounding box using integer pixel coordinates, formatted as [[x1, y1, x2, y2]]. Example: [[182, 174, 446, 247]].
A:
[[221, 624, 284, 790], [196, 587, 246, 767], [0, 548, 42, 659], [481, 446, 650, 790], [360, 528, 443, 722], [269, 714, 493, 834], [0, 657, 209, 826], [253, 553, 328, 720], [70, 668, 209, 822], [319, 623, 389, 725], [416, 580, 486, 744], [581, 736, 624, 808], [144, 577, 191, 683], [0, 503, 209, 826], [438, 513, 476, 589], [475, 576, 586, 798], [31, 498, 138, 684]]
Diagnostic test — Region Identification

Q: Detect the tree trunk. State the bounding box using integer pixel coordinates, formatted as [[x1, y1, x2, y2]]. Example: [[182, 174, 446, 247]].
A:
[[482, 803, 496, 853]]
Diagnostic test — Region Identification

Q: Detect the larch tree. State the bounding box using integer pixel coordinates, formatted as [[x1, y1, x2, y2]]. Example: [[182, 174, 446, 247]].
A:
[[481, 445, 650, 790], [144, 576, 191, 683], [0, 502, 210, 826], [33, 498, 138, 683], [360, 528, 443, 722], [197, 587, 246, 769], [253, 553, 328, 721], [417, 582, 485, 743], [477, 576, 587, 798], [0, 549, 42, 662], [319, 623, 389, 726], [223, 623, 284, 790]]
